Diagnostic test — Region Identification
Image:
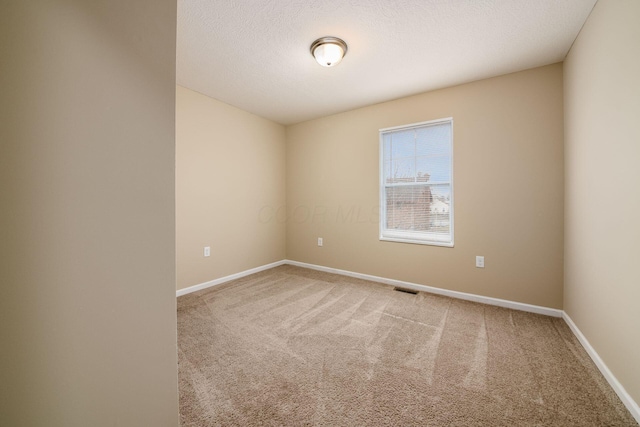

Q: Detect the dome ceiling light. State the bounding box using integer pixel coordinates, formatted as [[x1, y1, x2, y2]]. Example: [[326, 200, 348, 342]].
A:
[[310, 36, 348, 67]]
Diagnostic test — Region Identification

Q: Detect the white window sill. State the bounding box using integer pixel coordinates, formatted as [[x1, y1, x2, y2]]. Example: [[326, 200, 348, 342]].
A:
[[380, 233, 454, 247]]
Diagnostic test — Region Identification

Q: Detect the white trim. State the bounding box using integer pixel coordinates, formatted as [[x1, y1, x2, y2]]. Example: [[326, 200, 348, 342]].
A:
[[562, 312, 640, 424], [284, 260, 562, 317], [380, 234, 454, 247], [176, 260, 286, 297], [379, 117, 454, 133]]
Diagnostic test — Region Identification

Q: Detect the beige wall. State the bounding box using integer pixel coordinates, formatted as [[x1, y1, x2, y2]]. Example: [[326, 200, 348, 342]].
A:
[[176, 86, 286, 290], [286, 64, 564, 309], [0, 1, 178, 426], [564, 0, 640, 405]]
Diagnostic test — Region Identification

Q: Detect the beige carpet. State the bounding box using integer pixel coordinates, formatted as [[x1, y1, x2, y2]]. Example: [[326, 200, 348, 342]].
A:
[[178, 265, 637, 426]]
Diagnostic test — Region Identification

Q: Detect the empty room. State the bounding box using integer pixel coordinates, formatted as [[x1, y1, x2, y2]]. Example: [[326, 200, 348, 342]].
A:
[[174, 0, 639, 425], [1, 0, 639, 426]]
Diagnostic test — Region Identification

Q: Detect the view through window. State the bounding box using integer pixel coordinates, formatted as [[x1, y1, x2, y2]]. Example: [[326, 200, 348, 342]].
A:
[[379, 118, 453, 246]]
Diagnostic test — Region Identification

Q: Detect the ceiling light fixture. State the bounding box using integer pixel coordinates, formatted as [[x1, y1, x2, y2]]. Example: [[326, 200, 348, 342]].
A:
[[310, 36, 348, 67]]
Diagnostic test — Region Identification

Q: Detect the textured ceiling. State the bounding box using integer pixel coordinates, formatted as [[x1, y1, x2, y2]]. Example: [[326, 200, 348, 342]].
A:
[[177, 0, 596, 125]]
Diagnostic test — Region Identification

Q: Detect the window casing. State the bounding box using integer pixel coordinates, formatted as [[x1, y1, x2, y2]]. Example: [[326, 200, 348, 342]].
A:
[[379, 118, 454, 246]]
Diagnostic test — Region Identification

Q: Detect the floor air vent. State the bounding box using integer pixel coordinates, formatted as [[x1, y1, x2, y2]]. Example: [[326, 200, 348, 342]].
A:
[[394, 287, 418, 295]]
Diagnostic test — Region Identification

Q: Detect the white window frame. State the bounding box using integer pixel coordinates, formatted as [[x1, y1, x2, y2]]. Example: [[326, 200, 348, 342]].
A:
[[379, 118, 454, 247]]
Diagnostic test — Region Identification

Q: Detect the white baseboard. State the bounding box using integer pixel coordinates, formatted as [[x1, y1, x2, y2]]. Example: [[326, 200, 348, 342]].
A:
[[562, 312, 640, 423], [285, 259, 563, 317], [176, 260, 286, 297], [176, 258, 561, 317]]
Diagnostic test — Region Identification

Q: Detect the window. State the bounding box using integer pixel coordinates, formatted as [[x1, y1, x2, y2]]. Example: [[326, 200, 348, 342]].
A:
[[379, 118, 454, 246]]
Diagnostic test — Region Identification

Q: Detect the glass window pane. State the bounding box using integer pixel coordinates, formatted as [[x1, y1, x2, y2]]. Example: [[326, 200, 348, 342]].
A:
[[416, 155, 451, 182], [380, 118, 453, 245], [389, 158, 415, 182], [389, 128, 415, 160], [416, 124, 451, 157], [385, 185, 450, 234], [383, 160, 391, 181], [383, 134, 391, 159]]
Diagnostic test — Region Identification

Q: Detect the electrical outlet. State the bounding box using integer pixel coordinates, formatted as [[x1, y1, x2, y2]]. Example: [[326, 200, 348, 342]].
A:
[[475, 256, 484, 268], [204, 246, 211, 257], [317, 237, 323, 247]]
